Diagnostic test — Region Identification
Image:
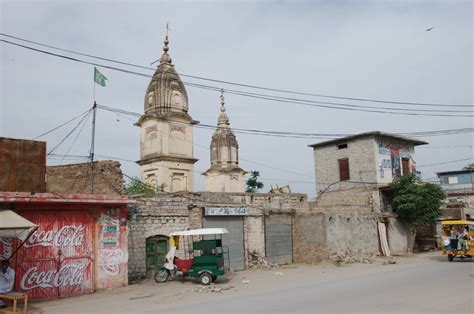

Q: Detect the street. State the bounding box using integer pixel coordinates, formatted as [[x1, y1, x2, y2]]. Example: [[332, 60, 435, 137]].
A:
[[33, 252, 473, 313]]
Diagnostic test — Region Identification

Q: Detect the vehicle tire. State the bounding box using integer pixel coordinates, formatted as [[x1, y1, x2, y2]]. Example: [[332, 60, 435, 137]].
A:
[[199, 272, 212, 285], [448, 254, 454, 262], [211, 275, 217, 283], [154, 269, 170, 283]]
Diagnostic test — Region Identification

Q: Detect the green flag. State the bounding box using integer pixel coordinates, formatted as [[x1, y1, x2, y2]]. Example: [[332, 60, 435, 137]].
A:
[[94, 67, 107, 86]]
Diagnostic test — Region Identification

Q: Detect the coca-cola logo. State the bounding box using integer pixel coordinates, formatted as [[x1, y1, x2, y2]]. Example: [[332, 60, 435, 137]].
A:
[[20, 263, 87, 290], [25, 225, 86, 248]]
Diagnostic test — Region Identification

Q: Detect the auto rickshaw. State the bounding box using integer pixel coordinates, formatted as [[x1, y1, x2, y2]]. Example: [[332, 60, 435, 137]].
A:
[[439, 220, 474, 261], [154, 228, 229, 285]]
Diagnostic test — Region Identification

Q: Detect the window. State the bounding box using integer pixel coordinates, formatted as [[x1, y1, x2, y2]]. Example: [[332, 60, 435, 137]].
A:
[[448, 176, 458, 184], [338, 158, 350, 181], [337, 143, 348, 149], [402, 158, 410, 175]]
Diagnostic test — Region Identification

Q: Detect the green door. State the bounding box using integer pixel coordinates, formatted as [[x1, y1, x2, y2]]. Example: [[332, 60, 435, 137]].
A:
[[146, 236, 168, 277]]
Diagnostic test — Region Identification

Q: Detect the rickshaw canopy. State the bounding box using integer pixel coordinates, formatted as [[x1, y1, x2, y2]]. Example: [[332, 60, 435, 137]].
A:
[[441, 220, 474, 226], [0, 210, 37, 240], [169, 228, 228, 237]]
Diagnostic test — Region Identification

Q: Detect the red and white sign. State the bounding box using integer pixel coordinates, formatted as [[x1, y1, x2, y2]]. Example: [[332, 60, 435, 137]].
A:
[[15, 212, 94, 301]]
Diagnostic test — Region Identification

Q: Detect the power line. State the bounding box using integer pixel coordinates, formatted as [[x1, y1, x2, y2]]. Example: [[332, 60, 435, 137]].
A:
[[59, 110, 92, 164], [33, 108, 92, 139], [96, 103, 474, 139], [2, 32, 471, 108], [47, 111, 93, 155], [418, 145, 473, 149], [2, 39, 474, 118], [417, 158, 473, 168]]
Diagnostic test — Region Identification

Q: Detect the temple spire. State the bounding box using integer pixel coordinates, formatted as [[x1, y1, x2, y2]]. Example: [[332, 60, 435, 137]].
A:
[[220, 89, 226, 112], [159, 23, 172, 64], [217, 89, 230, 127]]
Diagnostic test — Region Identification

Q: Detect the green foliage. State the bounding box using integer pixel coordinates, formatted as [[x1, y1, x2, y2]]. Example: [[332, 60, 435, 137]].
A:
[[245, 170, 264, 193], [124, 177, 156, 197], [389, 174, 445, 230]]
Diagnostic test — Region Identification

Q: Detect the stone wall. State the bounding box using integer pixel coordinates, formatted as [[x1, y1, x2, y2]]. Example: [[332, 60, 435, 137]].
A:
[[46, 160, 124, 195], [323, 209, 381, 260], [293, 213, 327, 263], [386, 217, 409, 255], [127, 191, 311, 280]]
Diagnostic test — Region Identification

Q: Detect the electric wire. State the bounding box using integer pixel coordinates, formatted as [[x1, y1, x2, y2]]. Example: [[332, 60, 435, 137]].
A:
[[417, 158, 474, 168], [96, 103, 474, 139], [47, 111, 94, 155], [2, 32, 471, 108], [33, 108, 92, 139], [59, 110, 92, 164], [2, 38, 473, 118]]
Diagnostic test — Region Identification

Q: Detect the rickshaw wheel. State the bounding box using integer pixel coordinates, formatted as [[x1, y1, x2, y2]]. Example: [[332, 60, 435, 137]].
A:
[[447, 254, 454, 262], [155, 269, 170, 283], [199, 272, 212, 285]]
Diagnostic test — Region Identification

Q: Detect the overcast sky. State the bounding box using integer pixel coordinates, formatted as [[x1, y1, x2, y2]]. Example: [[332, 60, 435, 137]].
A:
[[1, 0, 472, 199]]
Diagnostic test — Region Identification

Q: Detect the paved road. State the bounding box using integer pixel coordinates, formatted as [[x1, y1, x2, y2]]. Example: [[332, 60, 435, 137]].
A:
[[36, 254, 473, 313], [160, 257, 473, 313]]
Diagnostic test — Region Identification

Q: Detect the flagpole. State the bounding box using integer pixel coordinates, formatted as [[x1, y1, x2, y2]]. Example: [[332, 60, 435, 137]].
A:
[[91, 67, 96, 194]]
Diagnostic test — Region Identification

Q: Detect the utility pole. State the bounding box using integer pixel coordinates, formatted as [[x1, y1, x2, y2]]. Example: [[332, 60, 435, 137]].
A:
[[90, 101, 97, 194]]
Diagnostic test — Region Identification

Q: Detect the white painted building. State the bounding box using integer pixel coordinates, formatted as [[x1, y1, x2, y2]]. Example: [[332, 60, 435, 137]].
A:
[[136, 33, 198, 192], [202, 92, 246, 192]]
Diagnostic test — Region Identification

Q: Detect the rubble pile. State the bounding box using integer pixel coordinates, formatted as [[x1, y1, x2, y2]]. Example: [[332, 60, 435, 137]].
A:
[[330, 251, 375, 264], [193, 284, 234, 293], [247, 251, 279, 269]]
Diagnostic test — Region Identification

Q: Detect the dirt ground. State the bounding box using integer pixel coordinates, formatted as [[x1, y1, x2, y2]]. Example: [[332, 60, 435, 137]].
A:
[[27, 252, 467, 313]]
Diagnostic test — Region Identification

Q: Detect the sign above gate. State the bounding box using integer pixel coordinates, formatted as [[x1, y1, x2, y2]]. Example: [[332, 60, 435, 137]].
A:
[[205, 207, 249, 216]]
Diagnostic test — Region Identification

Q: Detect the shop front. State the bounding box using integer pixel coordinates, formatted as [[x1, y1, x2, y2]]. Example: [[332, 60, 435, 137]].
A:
[[0, 192, 133, 301]]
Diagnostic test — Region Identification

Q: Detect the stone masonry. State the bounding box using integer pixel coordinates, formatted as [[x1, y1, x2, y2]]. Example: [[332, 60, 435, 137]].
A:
[[46, 160, 124, 195], [127, 191, 323, 280]]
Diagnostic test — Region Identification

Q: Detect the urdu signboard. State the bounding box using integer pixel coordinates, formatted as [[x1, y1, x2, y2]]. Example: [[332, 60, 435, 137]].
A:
[[205, 207, 249, 216]]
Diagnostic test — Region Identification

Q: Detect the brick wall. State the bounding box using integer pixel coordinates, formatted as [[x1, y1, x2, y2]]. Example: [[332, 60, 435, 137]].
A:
[[46, 160, 124, 195], [0, 137, 46, 192], [293, 213, 327, 263]]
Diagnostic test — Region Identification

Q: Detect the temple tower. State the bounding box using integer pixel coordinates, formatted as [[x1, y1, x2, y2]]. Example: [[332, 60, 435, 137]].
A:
[[203, 92, 246, 192], [136, 32, 198, 192]]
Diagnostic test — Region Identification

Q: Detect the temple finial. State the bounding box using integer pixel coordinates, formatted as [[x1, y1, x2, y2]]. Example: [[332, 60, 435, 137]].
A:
[[159, 22, 172, 64], [220, 89, 226, 112]]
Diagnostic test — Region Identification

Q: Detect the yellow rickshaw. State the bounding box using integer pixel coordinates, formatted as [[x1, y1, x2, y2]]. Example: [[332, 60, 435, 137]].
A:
[[439, 220, 474, 261]]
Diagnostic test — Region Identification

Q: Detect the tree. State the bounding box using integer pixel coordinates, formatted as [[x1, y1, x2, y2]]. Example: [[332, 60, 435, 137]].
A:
[[389, 173, 445, 252], [124, 177, 156, 197], [245, 170, 264, 193]]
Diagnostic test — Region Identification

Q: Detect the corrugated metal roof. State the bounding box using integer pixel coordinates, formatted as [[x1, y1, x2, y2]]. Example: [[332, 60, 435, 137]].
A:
[[0, 192, 135, 204]]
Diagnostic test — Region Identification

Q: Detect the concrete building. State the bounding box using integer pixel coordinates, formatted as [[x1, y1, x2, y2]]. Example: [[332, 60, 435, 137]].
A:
[[309, 131, 427, 210], [308, 132, 428, 256], [202, 92, 247, 192], [136, 32, 198, 192], [437, 168, 474, 220]]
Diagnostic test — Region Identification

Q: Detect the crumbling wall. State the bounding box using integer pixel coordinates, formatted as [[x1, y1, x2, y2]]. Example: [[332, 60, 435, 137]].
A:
[[293, 213, 327, 263], [386, 217, 409, 255], [128, 191, 311, 280], [323, 209, 380, 260], [127, 195, 196, 280], [46, 160, 124, 195]]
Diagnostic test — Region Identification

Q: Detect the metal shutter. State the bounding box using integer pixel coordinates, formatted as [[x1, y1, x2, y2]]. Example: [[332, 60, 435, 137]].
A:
[[265, 215, 293, 264], [203, 216, 245, 270]]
